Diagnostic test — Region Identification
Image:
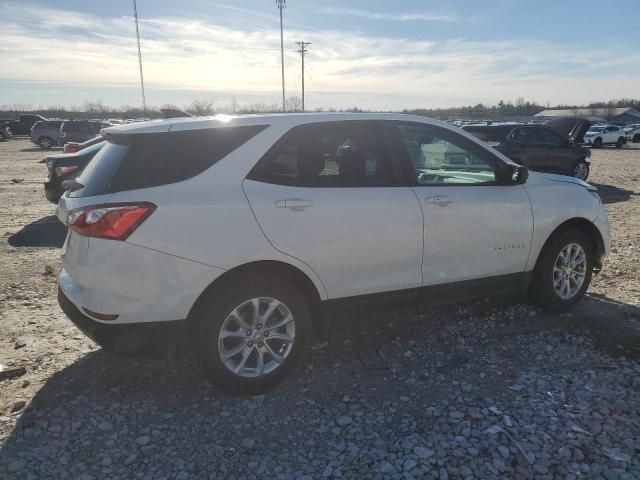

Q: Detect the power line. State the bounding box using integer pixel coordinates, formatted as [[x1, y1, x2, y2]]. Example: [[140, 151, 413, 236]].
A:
[[276, 0, 286, 112], [295, 41, 311, 111], [132, 0, 146, 111]]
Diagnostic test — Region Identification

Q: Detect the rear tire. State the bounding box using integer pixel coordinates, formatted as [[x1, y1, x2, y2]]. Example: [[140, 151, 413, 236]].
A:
[[593, 137, 602, 148], [191, 273, 311, 393], [529, 229, 594, 312], [38, 136, 53, 149], [572, 160, 589, 181], [633, 134, 640, 143], [615, 137, 625, 148]]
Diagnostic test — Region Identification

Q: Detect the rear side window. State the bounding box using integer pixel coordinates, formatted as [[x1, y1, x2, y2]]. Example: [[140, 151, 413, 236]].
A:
[[70, 125, 266, 197], [248, 121, 398, 187], [510, 127, 540, 143], [540, 128, 567, 146]]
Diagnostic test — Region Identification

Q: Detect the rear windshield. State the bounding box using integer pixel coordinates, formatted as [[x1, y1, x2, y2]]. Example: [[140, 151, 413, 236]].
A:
[[70, 125, 267, 197]]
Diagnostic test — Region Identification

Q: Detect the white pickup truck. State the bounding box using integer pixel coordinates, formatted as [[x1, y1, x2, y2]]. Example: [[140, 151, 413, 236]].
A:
[[582, 124, 626, 148]]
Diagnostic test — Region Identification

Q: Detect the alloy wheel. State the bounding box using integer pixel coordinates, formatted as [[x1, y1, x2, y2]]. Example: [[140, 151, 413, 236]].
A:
[[218, 297, 295, 378], [552, 243, 587, 300], [573, 162, 588, 181]]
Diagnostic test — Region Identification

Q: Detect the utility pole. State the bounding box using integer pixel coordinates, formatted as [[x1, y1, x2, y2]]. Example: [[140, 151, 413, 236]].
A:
[[133, 0, 146, 111], [276, 0, 286, 112], [295, 41, 311, 112]]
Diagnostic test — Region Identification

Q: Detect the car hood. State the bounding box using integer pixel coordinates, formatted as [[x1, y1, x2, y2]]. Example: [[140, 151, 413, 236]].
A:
[[539, 172, 595, 190], [545, 117, 591, 143]]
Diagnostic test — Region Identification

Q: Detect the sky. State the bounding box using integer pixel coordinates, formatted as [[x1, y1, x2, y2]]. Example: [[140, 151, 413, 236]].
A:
[[1, 0, 639, 111]]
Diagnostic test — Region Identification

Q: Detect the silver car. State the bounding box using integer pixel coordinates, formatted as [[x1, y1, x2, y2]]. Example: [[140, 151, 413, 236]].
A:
[[30, 120, 64, 149]]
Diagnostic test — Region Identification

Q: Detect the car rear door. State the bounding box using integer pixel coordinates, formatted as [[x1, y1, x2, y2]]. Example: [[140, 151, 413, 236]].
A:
[[390, 121, 533, 289], [243, 120, 424, 300]]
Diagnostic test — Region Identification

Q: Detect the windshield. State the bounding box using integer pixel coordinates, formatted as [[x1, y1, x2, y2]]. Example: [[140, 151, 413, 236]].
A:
[[587, 127, 604, 133]]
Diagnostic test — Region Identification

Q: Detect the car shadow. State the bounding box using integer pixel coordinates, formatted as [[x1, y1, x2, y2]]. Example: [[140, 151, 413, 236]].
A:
[[8, 215, 67, 248], [590, 182, 639, 204], [0, 293, 638, 478]]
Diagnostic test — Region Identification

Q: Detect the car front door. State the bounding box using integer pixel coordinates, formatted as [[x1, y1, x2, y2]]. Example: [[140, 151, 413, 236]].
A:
[[391, 121, 533, 289], [538, 127, 575, 174], [243, 121, 424, 300]]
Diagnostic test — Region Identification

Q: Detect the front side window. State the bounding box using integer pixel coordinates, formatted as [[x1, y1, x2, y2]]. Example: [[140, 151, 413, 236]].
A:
[[250, 121, 396, 187], [396, 123, 497, 185]]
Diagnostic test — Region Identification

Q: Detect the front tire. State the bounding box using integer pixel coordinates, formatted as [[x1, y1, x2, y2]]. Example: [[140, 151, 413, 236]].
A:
[[593, 137, 602, 148], [529, 229, 594, 312], [38, 136, 53, 149], [572, 160, 589, 181], [615, 137, 625, 148], [191, 273, 311, 393]]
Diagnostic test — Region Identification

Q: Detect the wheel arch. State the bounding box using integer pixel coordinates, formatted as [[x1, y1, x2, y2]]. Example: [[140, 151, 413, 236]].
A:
[[187, 260, 325, 335], [534, 218, 605, 272]]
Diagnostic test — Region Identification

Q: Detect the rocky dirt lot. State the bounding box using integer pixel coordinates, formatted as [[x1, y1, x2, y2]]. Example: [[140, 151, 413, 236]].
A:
[[0, 138, 639, 479]]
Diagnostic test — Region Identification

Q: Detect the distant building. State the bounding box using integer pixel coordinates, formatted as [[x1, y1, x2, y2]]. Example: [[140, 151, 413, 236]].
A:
[[534, 107, 640, 125]]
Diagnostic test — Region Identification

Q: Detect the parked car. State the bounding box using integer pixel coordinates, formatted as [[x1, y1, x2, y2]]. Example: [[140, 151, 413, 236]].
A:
[[56, 113, 610, 392], [63, 135, 106, 154], [59, 120, 110, 145], [583, 125, 626, 148], [0, 124, 11, 141], [623, 124, 640, 143], [1, 114, 48, 136], [30, 120, 65, 149], [463, 124, 592, 180], [44, 140, 105, 203]]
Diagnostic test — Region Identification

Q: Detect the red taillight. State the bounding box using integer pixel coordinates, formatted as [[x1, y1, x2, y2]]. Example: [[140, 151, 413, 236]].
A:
[[67, 202, 156, 241], [55, 165, 79, 177], [64, 144, 80, 153]]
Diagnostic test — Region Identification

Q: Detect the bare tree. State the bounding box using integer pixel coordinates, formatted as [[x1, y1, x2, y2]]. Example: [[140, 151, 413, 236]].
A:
[[186, 99, 215, 116], [285, 96, 303, 112]]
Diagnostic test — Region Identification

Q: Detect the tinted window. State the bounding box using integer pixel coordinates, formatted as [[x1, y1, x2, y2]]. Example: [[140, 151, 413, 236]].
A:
[[540, 128, 567, 146], [250, 121, 396, 187], [510, 127, 539, 143], [397, 123, 496, 185], [70, 125, 266, 197]]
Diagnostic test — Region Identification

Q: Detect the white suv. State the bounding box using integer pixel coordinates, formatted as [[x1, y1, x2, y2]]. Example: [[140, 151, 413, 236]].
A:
[[57, 113, 610, 392], [583, 124, 626, 148]]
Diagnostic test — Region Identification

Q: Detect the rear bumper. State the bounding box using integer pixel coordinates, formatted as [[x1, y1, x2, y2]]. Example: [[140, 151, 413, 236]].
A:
[[58, 287, 186, 353]]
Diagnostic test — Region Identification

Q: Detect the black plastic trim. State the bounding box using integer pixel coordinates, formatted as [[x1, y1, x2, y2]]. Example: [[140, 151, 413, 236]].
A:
[[58, 287, 185, 354], [322, 272, 527, 316]]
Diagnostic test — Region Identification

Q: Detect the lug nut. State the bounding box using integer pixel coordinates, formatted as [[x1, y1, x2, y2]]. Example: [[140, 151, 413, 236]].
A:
[[256, 324, 262, 329], [246, 330, 252, 336], [248, 341, 253, 347], [258, 342, 264, 347]]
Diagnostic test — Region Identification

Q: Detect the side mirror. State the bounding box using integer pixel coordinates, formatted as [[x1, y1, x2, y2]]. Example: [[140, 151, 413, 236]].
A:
[[496, 162, 528, 185], [514, 165, 529, 184]]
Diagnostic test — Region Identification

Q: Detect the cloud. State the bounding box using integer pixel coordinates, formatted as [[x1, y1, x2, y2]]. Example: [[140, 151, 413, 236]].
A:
[[0, 2, 639, 110], [320, 7, 456, 22]]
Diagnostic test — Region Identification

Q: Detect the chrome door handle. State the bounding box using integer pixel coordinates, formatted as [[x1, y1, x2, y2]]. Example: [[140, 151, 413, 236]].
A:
[[425, 195, 454, 207], [274, 199, 313, 210]]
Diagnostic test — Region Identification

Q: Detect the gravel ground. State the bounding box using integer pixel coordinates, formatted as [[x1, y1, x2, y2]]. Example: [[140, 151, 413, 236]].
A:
[[0, 138, 639, 479]]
